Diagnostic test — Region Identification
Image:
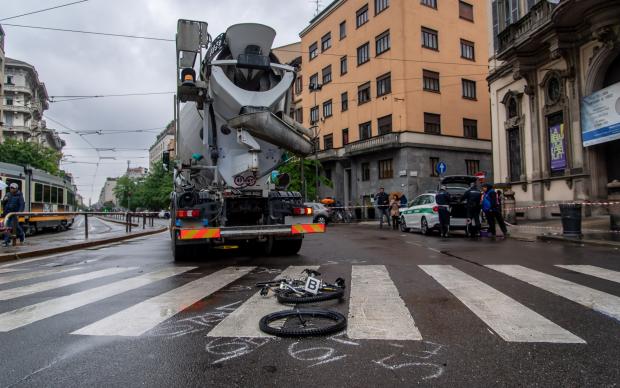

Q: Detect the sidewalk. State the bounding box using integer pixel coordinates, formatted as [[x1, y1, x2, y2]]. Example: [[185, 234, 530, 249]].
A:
[[508, 216, 620, 247]]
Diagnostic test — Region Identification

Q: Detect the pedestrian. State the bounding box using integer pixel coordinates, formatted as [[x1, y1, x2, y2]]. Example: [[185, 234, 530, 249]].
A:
[[390, 194, 400, 230], [375, 187, 390, 229], [481, 183, 509, 238], [2, 183, 26, 246], [399, 193, 408, 208], [435, 185, 451, 237], [461, 181, 482, 238]]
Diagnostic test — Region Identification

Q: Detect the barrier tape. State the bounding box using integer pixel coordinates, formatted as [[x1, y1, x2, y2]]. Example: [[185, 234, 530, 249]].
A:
[[505, 222, 620, 234], [322, 201, 620, 212]]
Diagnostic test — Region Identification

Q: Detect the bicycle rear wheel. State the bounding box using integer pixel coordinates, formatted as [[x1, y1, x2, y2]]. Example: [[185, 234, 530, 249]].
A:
[[259, 309, 347, 337], [276, 287, 345, 304]]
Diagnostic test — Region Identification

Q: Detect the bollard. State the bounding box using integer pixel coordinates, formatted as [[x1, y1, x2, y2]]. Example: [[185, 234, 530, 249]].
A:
[[143, 214, 146, 229], [84, 214, 89, 240], [11, 215, 17, 247], [125, 213, 129, 233]]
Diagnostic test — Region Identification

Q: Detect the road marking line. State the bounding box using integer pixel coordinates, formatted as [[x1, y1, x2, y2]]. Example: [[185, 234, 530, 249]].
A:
[[0, 268, 21, 274], [428, 248, 441, 254], [347, 265, 422, 340], [0, 267, 82, 286], [0, 252, 71, 268], [0, 266, 195, 332], [0, 267, 136, 301], [207, 265, 319, 338], [556, 265, 620, 284], [488, 265, 620, 322], [71, 266, 255, 337], [420, 265, 584, 343]]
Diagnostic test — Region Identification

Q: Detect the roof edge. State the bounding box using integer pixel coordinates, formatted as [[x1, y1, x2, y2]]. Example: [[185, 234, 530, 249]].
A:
[[300, 0, 345, 38]]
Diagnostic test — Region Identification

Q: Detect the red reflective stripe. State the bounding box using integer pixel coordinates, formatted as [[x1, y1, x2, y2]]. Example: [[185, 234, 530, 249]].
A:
[[179, 228, 221, 239]]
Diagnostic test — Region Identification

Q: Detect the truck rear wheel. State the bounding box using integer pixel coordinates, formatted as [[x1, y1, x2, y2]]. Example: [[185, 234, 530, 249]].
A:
[[263, 237, 303, 256]]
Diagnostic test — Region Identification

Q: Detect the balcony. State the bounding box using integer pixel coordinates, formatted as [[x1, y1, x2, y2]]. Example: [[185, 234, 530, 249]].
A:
[[344, 133, 400, 156], [3, 83, 32, 95], [2, 104, 32, 116], [497, 0, 556, 58]]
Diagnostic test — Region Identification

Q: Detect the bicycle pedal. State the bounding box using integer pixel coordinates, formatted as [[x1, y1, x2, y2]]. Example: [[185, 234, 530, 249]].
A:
[[260, 287, 269, 296]]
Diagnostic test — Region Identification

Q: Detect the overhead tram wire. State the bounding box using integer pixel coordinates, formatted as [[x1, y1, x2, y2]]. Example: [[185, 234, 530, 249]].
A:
[[1, 23, 175, 42], [0, 1, 89, 21], [49, 92, 175, 103]]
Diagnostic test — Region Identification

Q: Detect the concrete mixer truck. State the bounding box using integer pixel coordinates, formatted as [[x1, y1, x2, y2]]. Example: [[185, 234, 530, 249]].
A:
[[168, 19, 324, 260]]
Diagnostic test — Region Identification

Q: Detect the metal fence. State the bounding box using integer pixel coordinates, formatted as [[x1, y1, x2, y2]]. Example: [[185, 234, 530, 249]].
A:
[[1, 211, 162, 246]]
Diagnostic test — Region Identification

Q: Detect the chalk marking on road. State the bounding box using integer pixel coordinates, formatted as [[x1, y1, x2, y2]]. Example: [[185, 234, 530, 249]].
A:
[[420, 265, 584, 343], [0, 266, 195, 332], [207, 265, 319, 338], [205, 337, 275, 364], [488, 265, 620, 322], [148, 301, 242, 338], [288, 341, 347, 368], [347, 265, 422, 340], [372, 355, 444, 379], [71, 266, 255, 336], [555, 265, 620, 284], [0, 267, 82, 286]]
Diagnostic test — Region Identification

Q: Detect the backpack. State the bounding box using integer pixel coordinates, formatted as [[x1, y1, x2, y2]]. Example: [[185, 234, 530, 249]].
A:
[[482, 190, 493, 212]]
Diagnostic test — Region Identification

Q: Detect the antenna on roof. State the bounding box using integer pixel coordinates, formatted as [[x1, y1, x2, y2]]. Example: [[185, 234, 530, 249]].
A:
[[310, 0, 323, 16]]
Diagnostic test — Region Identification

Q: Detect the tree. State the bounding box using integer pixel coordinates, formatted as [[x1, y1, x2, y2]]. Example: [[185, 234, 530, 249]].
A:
[[0, 139, 63, 175], [113, 163, 173, 211], [278, 157, 332, 201], [113, 175, 137, 210]]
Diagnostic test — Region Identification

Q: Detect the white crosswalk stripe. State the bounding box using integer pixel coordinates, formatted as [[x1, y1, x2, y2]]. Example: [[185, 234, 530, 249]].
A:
[[347, 265, 422, 340], [0, 267, 137, 301], [0, 267, 81, 285], [72, 266, 255, 337], [207, 266, 319, 338], [420, 265, 584, 343], [556, 265, 620, 284], [488, 265, 620, 322], [0, 266, 195, 332]]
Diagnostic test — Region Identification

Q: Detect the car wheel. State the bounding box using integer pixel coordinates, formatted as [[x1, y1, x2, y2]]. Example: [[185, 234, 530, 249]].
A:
[[421, 217, 430, 236], [316, 216, 327, 224], [399, 216, 410, 232]]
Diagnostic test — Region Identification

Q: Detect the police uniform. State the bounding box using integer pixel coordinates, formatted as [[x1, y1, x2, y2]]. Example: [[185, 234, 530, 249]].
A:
[[435, 188, 451, 237]]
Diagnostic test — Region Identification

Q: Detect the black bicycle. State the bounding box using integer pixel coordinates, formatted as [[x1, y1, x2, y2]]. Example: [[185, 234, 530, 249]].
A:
[[259, 308, 347, 337], [257, 269, 346, 304]]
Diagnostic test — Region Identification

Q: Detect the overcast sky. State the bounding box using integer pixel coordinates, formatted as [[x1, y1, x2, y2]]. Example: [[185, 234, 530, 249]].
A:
[[1, 0, 316, 205]]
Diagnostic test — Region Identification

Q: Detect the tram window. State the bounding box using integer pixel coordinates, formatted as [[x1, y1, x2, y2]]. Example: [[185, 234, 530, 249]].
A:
[[51, 187, 58, 204], [58, 188, 65, 204], [35, 183, 44, 202], [44, 185, 51, 202]]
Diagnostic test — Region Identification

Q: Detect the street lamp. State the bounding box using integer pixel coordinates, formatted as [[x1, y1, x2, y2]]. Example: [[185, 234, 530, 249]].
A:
[[309, 82, 322, 201]]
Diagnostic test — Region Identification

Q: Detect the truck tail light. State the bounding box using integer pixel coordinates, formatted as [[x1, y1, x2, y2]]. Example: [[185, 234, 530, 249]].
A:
[[177, 209, 200, 218], [293, 207, 313, 216], [432, 206, 439, 213]]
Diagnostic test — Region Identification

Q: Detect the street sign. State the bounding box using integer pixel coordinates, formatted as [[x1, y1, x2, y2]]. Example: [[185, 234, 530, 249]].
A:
[[436, 161, 447, 175]]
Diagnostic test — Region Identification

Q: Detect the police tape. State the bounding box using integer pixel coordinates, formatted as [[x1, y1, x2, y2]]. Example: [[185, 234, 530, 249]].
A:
[[507, 201, 620, 212], [505, 222, 620, 234]]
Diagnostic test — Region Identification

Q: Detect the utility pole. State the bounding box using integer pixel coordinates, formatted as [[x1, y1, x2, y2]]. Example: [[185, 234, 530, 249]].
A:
[[127, 160, 131, 211]]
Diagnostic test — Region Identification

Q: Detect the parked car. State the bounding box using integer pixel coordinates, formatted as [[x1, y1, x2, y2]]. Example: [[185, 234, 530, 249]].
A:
[[158, 210, 171, 219], [304, 202, 332, 224], [399, 175, 480, 235]]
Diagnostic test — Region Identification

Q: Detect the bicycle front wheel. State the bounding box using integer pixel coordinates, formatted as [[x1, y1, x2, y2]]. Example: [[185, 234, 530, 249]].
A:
[[276, 287, 345, 304], [259, 309, 347, 337]]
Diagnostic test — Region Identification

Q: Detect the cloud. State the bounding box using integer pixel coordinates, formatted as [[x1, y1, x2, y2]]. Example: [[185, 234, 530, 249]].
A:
[[2, 0, 315, 204]]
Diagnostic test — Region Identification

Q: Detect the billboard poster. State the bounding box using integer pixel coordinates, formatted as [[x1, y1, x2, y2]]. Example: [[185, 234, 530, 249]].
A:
[[581, 82, 620, 146], [549, 124, 567, 171]]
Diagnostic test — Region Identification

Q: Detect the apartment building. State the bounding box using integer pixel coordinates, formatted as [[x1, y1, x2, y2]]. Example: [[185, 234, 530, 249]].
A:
[[149, 121, 175, 170], [488, 0, 620, 219], [0, 25, 5, 141], [298, 0, 492, 207]]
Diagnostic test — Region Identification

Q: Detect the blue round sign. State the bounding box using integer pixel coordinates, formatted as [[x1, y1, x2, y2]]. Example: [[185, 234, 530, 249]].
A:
[[436, 161, 447, 175]]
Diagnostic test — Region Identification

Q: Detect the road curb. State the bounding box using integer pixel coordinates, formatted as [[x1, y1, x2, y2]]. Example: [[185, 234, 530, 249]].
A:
[[537, 234, 620, 248], [0, 227, 168, 263], [95, 216, 139, 227]]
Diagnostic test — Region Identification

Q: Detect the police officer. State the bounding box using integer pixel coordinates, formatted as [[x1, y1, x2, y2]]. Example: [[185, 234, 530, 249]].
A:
[[461, 181, 482, 238], [435, 185, 451, 237]]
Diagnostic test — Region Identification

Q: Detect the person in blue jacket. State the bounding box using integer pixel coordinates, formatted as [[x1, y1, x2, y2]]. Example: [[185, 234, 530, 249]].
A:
[[481, 183, 508, 237], [2, 183, 25, 246], [435, 185, 451, 237]]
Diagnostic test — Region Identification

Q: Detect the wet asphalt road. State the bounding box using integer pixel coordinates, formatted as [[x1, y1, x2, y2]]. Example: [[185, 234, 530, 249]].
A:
[[0, 225, 619, 387]]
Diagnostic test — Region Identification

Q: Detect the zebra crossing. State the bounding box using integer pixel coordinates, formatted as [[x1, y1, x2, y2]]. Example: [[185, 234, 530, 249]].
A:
[[0, 262, 619, 343]]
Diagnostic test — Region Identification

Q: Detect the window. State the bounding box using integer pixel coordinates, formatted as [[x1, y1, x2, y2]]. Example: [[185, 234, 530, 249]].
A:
[[430, 157, 440, 177], [321, 32, 332, 52], [51, 187, 58, 204], [421, 0, 437, 9], [310, 106, 319, 124], [340, 56, 348, 75], [340, 21, 347, 40], [35, 183, 43, 202], [359, 121, 372, 140], [361, 163, 371, 181], [492, 0, 499, 50], [5, 112, 13, 126], [309, 42, 318, 60], [459, 1, 474, 21], [423, 69, 440, 92], [375, 0, 389, 15], [58, 188, 65, 204], [324, 134, 333, 150], [322, 65, 332, 84], [508, 97, 518, 118], [376, 73, 391, 96], [313, 137, 320, 151], [378, 159, 393, 179], [378, 115, 392, 135], [323, 99, 333, 118], [421, 27, 438, 50], [424, 113, 441, 134], [357, 42, 370, 65], [466, 160, 480, 176], [462, 79, 477, 99], [460, 39, 475, 60], [44, 184, 51, 202], [375, 30, 390, 56], [295, 108, 303, 124], [342, 128, 349, 145], [356, 4, 369, 27], [341, 92, 349, 112], [6, 98, 13, 106], [295, 76, 303, 95], [463, 118, 478, 139], [508, 127, 522, 181], [5, 76, 13, 85], [309, 73, 319, 90], [358, 82, 371, 104]]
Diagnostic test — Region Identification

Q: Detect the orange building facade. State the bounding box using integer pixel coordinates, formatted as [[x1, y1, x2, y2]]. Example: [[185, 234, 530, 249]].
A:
[[297, 0, 493, 207]]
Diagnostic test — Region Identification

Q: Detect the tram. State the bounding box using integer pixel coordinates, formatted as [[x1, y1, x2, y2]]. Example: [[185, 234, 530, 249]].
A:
[[0, 161, 77, 235]]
